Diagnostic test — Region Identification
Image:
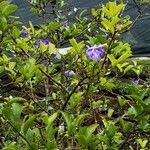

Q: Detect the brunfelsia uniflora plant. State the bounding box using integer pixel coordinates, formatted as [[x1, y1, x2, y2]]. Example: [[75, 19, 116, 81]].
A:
[[0, 0, 150, 150]]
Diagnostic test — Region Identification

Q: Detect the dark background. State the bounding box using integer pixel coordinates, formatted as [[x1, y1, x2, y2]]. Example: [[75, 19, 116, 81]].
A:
[[11, 0, 150, 56]]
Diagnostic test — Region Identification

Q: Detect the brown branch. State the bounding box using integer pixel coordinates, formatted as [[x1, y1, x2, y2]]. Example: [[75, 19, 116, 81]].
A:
[[39, 68, 68, 93], [25, 90, 50, 115], [101, 32, 117, 70], [61, 79, 86, 111]]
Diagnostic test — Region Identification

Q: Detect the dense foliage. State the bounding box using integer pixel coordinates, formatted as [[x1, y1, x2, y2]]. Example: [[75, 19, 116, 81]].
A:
[[0, 0, 150, 150]]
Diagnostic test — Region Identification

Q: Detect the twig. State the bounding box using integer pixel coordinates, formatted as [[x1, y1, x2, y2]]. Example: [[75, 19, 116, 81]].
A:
[[7, 121, 34, 149], [24, 90, 50, 115], [39, 68, 68, 93], [60, 20, 96, 46], [101, 32, 117, 70], [133, 0, 142, 14], [62, 79, 86, 111], [55, 77, 87, 138]]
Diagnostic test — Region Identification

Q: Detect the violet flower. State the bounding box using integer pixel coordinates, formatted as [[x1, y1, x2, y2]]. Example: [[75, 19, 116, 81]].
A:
[[132, 79, 140, 85], [66, 87, 72, 92], [35, 39, 50, 46], [21, 30, 28, 38], [86, 45, 105, 62], [65, 70, 75, 77], [62, 20, 69, 27], [42, 39, 49, 45], [42, 60, 47, 66]]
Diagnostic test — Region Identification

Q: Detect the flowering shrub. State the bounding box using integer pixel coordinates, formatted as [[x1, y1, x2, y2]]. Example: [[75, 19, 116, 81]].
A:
[[0, 0, 150, 150]]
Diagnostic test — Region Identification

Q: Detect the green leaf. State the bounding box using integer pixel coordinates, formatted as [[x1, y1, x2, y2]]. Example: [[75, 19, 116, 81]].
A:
[[108, 54, 117, 67], [127, 106, 138, 117], [144, 98, 150, 106], [0, 16, 7, 32], [101, 6, 111, 17], [25, 129, 38, 150], [105, 123, 117, 139], [2, 4, 17, 17], [29, 21, 34, 33], [61, 111, 72, 131], [48, 22, 60, 31], [8, 62, 16, 70], [2, 144, 20, 150], [117, 64, 123, 72], [129, 146, 134, 150], [117, 96, 127, 107], [12, 26, 21, 39], [70, 38, 85, 53], [74, 114, 89, 127], [19, 58, 38, 80], [140, 88, 149, 100], [44, 113, 58, 149], [48, 43, 56, 54], [120, 119, 133, 133], [40, 42, 48, 53], [139, 119, 150, 131], [47, 139, 57, 150], [61, 112, 75, 136], [2, 106, 13, 120], [136, 139, 148, 148], [16, 39, 30, 50], [91, 8, 97, 17], [132, 68, 141, 76], [0, 1, 9, 10], [2, 54, 9, 62], [47, 112, 58, 126], [101, 18, 115, 34], [117, 52, 131, 63], [22, 115, 36, 135], [61, 112, 88, 136], [76, 124, 98, 147], [104, 2, 125, 17], [107, 108, 114, 117], [12, 103, 23, 122], [124, 65, 133, 74], [87, 124, 98, 136], [92, 100, 103, 109], [30, 7, 38, 15], [0, 66, 5, 73], [69, 92, 83, 109]]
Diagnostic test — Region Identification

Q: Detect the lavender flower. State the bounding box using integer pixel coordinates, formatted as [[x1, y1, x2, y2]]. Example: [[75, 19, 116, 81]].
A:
[[62, 20, 69, 27], [86, 45, 105, 62], [42, 60, 47, 66], [42, 39, 49, 45], [35, 39, 50, 46], [66, 87, 72, 92], [132, 79, 140, 85], [104, 60, 109, 66], [65, 70, 75, 77], [21, 30, 28, 38]]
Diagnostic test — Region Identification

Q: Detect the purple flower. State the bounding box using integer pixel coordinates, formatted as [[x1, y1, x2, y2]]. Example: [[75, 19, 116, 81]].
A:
[[132, 79, 140, 85], [21, 30, 28, 38], [66, 87, 72, 92], [35, 39, 50, 46], [65, 70, 75, 77], [42, 60, 47, 66], [62, 20, 69, 27], [86, 45, 105, 62], [104, 60, 109, 66], [42, 39, 50, 45]]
